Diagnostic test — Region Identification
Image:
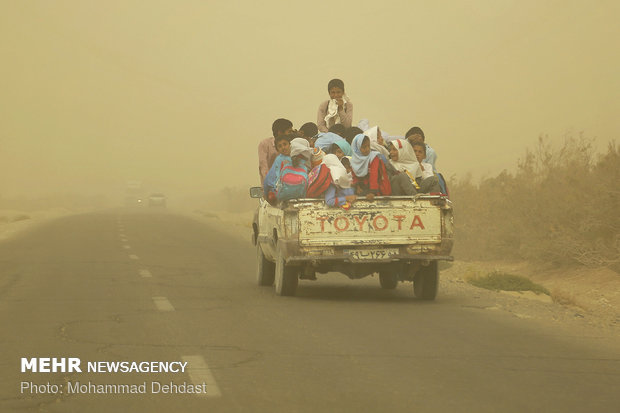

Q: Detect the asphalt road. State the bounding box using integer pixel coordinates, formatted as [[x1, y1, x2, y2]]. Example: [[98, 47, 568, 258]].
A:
[[1, 210, 619, 412]]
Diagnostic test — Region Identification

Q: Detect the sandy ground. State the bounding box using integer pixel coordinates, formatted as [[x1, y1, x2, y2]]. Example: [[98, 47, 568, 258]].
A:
[[442, 260, 620, 331], [190, 209, 620, 333], [0, 208, 83, 242]]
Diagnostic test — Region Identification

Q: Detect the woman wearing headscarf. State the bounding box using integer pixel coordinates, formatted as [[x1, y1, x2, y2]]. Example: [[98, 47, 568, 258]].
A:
[[350, 134, 391, 200]]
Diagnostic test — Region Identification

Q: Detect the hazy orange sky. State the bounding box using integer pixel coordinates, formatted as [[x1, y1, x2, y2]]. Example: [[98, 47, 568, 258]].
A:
[[1, 0, 618, 199]]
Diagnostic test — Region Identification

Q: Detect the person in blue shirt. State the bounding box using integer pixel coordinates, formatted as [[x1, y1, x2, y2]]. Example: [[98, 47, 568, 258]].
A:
[[263, 135, 292, 203]]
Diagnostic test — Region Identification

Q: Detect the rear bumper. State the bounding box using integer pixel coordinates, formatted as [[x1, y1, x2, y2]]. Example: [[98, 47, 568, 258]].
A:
[[257, 235, 453, 265], [286, 254, 453, 265]]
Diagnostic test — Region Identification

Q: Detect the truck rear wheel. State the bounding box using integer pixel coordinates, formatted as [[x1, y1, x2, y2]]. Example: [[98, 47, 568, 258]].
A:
[[413, 261, 438, 300], [274, 246, 298, 296], [379, 271, 399, 289], [257, 244, 275, 286]]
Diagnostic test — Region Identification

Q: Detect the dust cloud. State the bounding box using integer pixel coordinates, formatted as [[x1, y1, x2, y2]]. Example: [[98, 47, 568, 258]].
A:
[[1, 0, 618, 208]]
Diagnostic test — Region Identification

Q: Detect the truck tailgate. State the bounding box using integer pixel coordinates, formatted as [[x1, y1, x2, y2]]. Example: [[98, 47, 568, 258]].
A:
[[297, 198, 442, 246]]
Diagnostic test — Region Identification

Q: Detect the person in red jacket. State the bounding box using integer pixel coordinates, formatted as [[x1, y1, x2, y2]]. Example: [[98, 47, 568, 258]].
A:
[[350, 134, 391, 200]]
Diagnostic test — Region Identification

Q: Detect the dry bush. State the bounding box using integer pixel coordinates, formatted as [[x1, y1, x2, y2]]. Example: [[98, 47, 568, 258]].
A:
[[468, 271, 550, 295], [11, 214, 31, 222], [550, 289, 581, 308], [450, 136, 620, 271]]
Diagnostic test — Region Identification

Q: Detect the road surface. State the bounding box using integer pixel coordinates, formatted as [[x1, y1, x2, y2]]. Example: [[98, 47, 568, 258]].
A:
[[1, 210, 619, 412]]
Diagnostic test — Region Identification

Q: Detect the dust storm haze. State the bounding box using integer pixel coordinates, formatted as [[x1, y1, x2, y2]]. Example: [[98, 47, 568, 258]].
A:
[[1, 0, 618, 206]]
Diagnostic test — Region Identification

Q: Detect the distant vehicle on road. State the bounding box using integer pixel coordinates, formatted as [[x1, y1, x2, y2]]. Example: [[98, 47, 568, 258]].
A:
[[125, 180, 144, 207], [124, 196, 144, 207], [148, 193, 167, 207]]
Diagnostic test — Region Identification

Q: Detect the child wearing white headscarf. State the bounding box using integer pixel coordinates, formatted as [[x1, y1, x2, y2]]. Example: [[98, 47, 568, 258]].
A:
[[322, 154, 355, 207], [363, 126, 390, 159], [389, 139, 440, 194], [289, 137, 312, 168]]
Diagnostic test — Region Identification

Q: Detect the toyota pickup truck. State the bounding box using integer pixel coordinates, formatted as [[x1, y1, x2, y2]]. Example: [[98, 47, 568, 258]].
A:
[[249, 187, 454, 299]]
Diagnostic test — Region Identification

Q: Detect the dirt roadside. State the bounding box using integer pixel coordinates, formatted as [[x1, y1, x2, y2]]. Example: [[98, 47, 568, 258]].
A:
[[193, 209, 620, 336], [440, 261, 620, 335]]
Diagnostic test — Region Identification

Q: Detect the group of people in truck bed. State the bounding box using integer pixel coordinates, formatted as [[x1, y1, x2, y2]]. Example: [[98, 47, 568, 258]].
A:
[[257, 79, 446, 208]]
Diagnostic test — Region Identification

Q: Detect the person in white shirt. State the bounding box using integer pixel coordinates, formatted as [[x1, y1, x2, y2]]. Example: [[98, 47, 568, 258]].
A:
[[411, 142, 441, 194], [406, 126, 437, 172]]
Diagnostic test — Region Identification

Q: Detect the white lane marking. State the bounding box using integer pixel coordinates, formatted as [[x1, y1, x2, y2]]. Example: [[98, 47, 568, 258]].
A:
[[139, 269, 152, 278], [152, 297, 175, 312], [123, 245, 131, 249], [181, 355, 221, 398], [129, 254, 139, 260]]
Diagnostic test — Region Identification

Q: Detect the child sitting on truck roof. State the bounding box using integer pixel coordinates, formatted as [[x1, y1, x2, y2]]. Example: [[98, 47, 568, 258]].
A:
[[317, 79, 353, 133], [351, 134, 392, 200]]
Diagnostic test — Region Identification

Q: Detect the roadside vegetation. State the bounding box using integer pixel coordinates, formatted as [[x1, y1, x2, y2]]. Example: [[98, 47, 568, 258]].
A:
[[449, 136, 619, 272], [0, 213, 31, 224], [467, 271, 550, 295], [205, 136, 619, 273]]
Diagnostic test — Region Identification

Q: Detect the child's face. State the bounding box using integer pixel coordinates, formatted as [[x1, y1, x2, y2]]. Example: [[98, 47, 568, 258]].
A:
[[413, 145, 426, 162], [276, 139, 291, 156], [334, 147, 344, 159], [360, 139, 371, 156], [329, 87, 344, 100], [389, 144, 399, 161], [377, 129, 385, 146]]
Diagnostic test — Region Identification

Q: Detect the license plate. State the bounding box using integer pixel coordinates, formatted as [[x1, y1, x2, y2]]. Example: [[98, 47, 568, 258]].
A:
[[344, 248, 398, 260]]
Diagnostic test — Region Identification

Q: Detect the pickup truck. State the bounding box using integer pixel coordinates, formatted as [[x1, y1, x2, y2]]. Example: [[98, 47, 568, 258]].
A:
[[249, 187, 454, 299]]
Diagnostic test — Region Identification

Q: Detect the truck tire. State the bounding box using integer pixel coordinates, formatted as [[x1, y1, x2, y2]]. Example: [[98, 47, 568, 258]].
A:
[[413, 261, 438, 300], [257, 244, 275, 286], [274, 246, 298, 296], [379, 271, 399, 289]]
